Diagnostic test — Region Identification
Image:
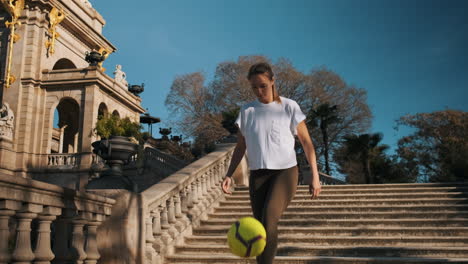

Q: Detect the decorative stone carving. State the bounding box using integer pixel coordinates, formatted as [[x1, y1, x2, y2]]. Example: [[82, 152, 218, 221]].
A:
[[113, 64, 128, 87], [0, 103, 14, 139], [82, 0, 93, 8]]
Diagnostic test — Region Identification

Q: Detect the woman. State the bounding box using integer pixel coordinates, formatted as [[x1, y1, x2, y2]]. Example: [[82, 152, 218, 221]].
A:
[[221, 62, 321, 264]]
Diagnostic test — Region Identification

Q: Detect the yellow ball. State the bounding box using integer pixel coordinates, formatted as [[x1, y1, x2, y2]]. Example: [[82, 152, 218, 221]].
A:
[[227, 216, 267, 258]]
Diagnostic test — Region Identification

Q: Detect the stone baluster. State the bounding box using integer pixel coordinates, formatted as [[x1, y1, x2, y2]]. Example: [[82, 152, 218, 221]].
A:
[[191, 180, 199, 206], [181, 186, 190, 214], [12, 203, 43, 264], [213, 164, 223, 197], [144, 214, 157, 264], [151, 207, 163, 254], [179, 189, 191, 228], [33, 207, 61, 264], [70, 213, 87, 264], [159, 204, 172, 247], [166, 197, 178, 239], [199, 175, 209, 208], [197, 178, 204, 206], [84, 214, 103, 264], [0, 210, 15, 264], [173, 193, 187, 234], [207, 168, 218, 201]]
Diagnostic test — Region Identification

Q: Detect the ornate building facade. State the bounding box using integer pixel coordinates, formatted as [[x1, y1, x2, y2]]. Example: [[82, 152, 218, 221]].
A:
[[0, 0, 145, 188]]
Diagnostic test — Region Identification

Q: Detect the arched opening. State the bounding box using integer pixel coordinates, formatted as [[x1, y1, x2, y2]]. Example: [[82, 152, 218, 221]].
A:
[[51, 98, 80, 153], [112, 110, 120, 118], [52, 58, 77, 70], [97, 103, 108, 120]]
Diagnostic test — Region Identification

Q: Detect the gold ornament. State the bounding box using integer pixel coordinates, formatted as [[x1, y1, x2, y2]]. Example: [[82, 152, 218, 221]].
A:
[[1, 0, 25, 89], [45, 7, 66, 56]]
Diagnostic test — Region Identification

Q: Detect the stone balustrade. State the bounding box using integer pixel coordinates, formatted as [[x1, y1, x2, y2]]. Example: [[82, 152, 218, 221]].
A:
[[0, 173, 115, 264], [319, 172, 346, 185], [143, 147, 189, 171], [47, 153, 80, 167], [141, 143, 236, 264]]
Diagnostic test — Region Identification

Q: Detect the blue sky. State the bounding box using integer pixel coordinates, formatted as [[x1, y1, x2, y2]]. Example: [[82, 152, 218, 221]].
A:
[[92, 0, 468, 154]]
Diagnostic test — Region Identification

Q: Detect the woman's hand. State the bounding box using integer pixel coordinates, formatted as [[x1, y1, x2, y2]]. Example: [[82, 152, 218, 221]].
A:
[[309, 178, 321, 199], [221, 176, 233, 194]]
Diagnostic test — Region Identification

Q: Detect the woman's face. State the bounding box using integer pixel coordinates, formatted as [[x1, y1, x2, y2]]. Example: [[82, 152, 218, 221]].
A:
[[249, 73, 274, 104]]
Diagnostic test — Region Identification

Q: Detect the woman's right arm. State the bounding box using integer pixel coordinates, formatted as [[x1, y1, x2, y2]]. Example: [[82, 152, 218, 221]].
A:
[[221, 131, 246, 194]]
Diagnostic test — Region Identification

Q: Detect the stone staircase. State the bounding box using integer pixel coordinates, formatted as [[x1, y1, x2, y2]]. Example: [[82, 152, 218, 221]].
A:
[[165, 183, 468, 263]]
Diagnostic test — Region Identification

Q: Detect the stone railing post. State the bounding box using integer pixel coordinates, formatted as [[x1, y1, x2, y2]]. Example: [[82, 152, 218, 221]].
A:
[[166, 198, 178, 239], [151, 207, 163, 254], [84, 215, 104, 264], [0, 210, 15, 264], [173, 194, 184, 233], [178, 190, 190, 228], [191, 180, 199, 206], [159, 205, 172, 247], [145, 214, 157, 264], [33, 206, 61, 264], [207, 168, 217, 201], [70, 216, 87, 264], [12, 203, 43, 264]]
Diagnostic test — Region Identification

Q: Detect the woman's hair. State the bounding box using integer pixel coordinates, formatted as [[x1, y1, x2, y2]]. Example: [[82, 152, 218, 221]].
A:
[[247, 62, 281, 103]]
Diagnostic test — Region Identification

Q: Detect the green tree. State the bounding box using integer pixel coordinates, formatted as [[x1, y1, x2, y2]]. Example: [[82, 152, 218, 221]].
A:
[[396, 110, 468, 182], [307, 103, 340, 175], [336, 133, 388, 184]]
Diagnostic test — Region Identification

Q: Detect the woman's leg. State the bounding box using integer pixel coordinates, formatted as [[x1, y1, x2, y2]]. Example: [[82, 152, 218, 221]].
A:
[[249, 166, 298, 264]]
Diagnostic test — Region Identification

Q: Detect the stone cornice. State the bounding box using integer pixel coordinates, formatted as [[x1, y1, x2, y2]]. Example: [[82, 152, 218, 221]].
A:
[[29, 0, 115, 52], [0, 172, 115, 214], [40, 67, 145, 113]]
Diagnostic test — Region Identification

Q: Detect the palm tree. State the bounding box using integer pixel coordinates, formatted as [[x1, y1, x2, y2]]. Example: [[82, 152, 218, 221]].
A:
[[307, 103, 340, 175], [342, 133, 387, 184]]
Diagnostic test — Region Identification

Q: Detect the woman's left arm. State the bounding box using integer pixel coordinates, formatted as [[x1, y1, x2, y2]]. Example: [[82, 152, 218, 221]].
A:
[[296, 120, 322, 199]]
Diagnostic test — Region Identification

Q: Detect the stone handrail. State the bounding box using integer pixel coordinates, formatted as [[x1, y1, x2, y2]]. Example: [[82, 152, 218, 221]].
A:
[[0, 173, 115, 264], [143, 147, 189, 171], [319, 172, 346, 185], [47, 153, 81, 167], [142, 143, 235, 264]]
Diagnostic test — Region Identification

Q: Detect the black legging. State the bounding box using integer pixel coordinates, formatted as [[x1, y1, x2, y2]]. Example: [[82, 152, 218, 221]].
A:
[[249, 166, 298, 264]]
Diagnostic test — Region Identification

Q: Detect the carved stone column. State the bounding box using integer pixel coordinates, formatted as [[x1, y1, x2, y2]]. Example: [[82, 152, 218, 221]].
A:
[[173, 194, 186, 234], [33, 206, 61, 264], [151, 208, 163, 253], [144, 214, 157, 264], [12, 212, 38, 264], [84, 221, 101, 264], [191, 180, 199, 206], [178, 190, 191, 228], [70, 219, 87, 264], [166, 198, 178, 239], [0, 210, 14, 264], [159, 205, 172, 246]]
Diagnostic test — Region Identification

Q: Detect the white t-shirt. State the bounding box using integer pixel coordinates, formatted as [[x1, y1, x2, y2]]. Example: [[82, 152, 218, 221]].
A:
[[235, 96, 306, 170]]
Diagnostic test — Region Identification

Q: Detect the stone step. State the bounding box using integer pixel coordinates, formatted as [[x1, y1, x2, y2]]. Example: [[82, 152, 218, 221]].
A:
[[200, 218, 468, 227], [164, 254, 468, 263], [234, 182, 468, 191], [175, 244, 468, 258], [227, 187, 468, 197], [184, 235, 468, 247], [208, 211, 468, 219], [219, 198, 468, 206], [225, 192, 468, 201], [214, 204, 468, 213], [193, 226, 468, 237]]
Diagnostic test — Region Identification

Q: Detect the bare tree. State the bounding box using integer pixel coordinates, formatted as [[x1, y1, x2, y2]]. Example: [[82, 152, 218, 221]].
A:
[[165, 56, 372, 163]]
